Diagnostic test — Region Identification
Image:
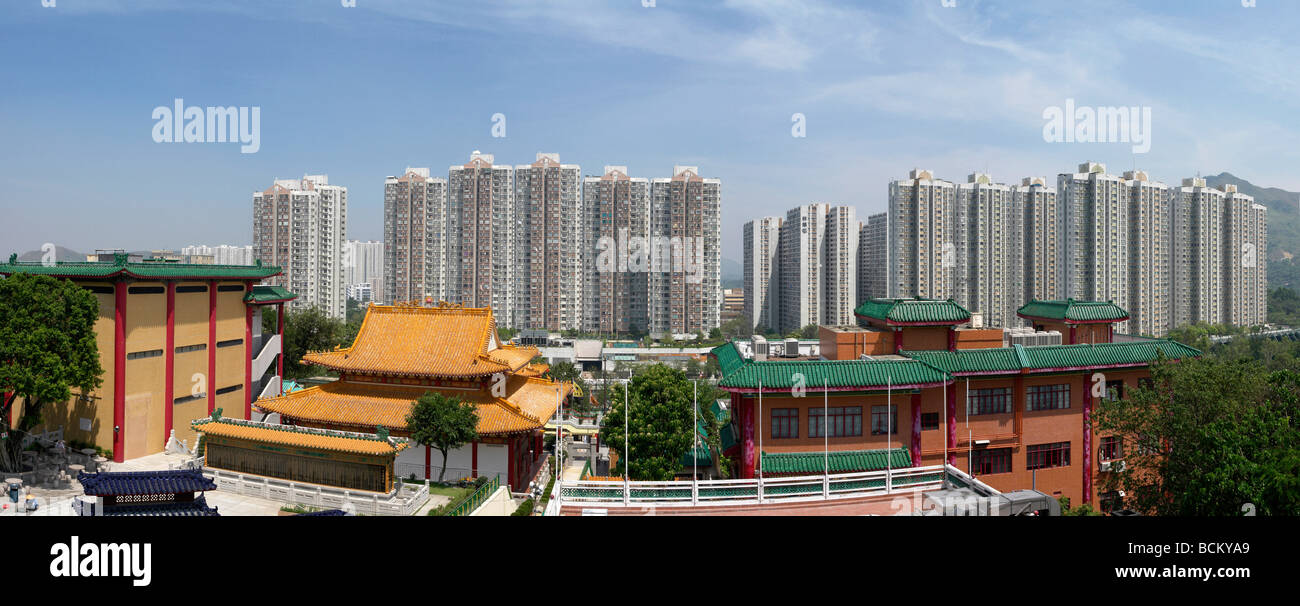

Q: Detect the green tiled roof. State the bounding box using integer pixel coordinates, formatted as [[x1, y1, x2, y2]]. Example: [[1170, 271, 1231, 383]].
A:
[[1, 256, 282, 281], [762, 448, 911, 475], [244, 284, 298, 304], [713, 338, 747, 376], [710, 342, 950, 391], [901, 340, 1200, 373], [1017, 299, 1128, 323], [854, 298, 971, 325]]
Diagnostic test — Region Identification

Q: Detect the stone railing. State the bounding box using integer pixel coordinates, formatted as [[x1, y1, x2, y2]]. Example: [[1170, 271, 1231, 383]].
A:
[[206, 469, 429, 516]]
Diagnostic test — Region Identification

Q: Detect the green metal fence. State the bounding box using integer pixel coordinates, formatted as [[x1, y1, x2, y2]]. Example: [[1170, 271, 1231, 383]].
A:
[[447, 476, 500, 517]]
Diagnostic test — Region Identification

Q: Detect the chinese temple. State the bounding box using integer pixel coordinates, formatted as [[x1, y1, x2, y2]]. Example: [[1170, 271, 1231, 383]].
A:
[[254, 302, 569, 492], [76, 469, 220, 516]]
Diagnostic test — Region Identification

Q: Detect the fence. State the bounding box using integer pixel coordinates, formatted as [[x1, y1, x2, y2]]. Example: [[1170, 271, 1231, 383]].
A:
[[552, 464, 956, 510], [395, 463, 506, 486], [446, 476, 501, 517], [207, 469, 429, 516]]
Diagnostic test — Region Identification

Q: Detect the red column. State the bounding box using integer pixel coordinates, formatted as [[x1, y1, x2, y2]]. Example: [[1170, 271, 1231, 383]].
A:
[[471, 441, 479, 476], [946, 383, 957, 466], [910, 392, 922, 467], [244, 283, 254, 420], [507, 437, 516, 490], [739, 394, 755, 479], [164, 282, 175, 441], [276, 304, 285, 395], [1082, 374, 1093, 504], [1068, 325, 1077, 345], [207, 281, 217, 414], [947, 328, 956, 351], [424, 445, 431, 480], [894, 328, 904, 352], [112, 281, 127, 463]]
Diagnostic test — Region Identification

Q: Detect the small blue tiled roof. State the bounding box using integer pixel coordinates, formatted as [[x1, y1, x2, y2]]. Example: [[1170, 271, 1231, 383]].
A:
[[101, 495, 220, 517], [78, 469, 217, 496]]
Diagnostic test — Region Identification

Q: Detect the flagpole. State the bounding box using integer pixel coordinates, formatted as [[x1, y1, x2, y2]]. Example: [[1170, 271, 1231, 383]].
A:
[[624, 378, 629, 479], [758, 377, 763, 482], [693, 379, 698, 481], [823, 377, 829, 479], [887, 375, 892, 483], [966, 376, 972, 476]]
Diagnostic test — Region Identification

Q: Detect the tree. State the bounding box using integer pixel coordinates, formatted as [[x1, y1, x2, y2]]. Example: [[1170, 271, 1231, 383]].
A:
[[599, 364, 696, 480], [719, 314, 752, 340], [798, 324, 819, 339], [406, 392, 480, 482], [280, 306, 346, 380], [0, 273, 104, 472], [1094, 356, 1300, 515]]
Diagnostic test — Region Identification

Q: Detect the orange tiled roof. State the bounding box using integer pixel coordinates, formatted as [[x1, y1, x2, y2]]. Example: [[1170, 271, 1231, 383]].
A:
[[191, 417, 409, 456], [303, 302, 539, 378], [515, 363, 549, 377], [255, 376, 570, 436]]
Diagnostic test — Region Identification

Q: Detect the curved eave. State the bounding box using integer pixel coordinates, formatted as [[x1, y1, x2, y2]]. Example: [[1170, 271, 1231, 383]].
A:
[[854, 313, 961, 327], [719, 380, 951, 394], [1017, 313, 1127, 325]]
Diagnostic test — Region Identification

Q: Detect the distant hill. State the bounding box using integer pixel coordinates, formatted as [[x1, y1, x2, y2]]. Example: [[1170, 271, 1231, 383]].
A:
[[1205, 173, 1299, 289], [11, 246, 87, 263], [721, 257, 742, 289]]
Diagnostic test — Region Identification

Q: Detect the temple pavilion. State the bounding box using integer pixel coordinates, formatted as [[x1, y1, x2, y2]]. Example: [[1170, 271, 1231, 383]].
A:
[[253, 302, 569, 492]]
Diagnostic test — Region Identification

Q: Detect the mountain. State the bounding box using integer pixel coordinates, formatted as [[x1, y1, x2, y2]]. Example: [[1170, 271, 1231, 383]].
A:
[[11, 246, 87, 263], [721, 257, 743, 289], [1204, 173, 1299, 289]]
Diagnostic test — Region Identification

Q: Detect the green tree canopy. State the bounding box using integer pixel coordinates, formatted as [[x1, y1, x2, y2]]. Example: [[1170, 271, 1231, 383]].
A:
[[406, 392, 480, 482], [599, 364, 697, 480], [0, 273, 105, 471], [1094, 357, 1300, 515], [279, 306, 347, 380]]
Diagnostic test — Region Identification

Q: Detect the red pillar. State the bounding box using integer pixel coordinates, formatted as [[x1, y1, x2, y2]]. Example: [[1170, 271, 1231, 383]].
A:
[[207, 280, 217, 414], [910, 392, 922, 466], [112, 281, 127, 463], [947, 328, 956, 351], [471, 441, 478, 477], [946, 383, 957, 466], [1082, 374, 1093, 504], [894, 328, 904, 352], [739, 394, 755, 479], [507, 437, 516, 490], [164, 282, 175, 441], [244, 283, 254, 420], [424, 445, 431, 480], [1068, 325, 1077, 345], [276, 304, 285, 396]]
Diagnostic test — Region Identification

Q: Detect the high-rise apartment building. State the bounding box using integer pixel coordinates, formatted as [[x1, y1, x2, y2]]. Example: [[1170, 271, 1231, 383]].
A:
[[514, 154, 582, 331], [1223, 184, 1267, 327], [344, 239, 384, 302], [1059, 162, 1129, 331], [252, 174, 348, 319], [859, 213, 888, 303], [1171, 177, 1225, 327], [888, 169, 955, 300], [383, 168, 447, 305], [1124, 170, 1171, 336], [448, 151, 515, 325], [1014, 177, 1059, 307], [584, 166, 651, 334], [648, 166, 722, 338], [780, 203, 828, 333], [956, 173, 1018, 328], [824, 206, 859, 326], [743, 216, 783, 331], [181, 244, 255, 266]]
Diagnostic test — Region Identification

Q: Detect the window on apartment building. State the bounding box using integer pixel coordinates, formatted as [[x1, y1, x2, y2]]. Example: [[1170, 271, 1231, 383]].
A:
[[1026, 441, 1071, 470], [972, 448, 1012, 475], [771, 408, 799, 439], [921, 412, 940, 431], [967, 387, 1011, 416], [810, 406, 864, 438], [1027, 384, 1071, 411], [1100, 436, 1123, 461]]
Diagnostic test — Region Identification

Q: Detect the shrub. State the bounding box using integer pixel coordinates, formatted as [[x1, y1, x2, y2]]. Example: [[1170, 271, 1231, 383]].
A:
[[512, 498, 535, 516]]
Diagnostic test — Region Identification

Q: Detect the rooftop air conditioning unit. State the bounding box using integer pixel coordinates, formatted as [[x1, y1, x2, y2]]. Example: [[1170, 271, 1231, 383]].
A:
[[784, 338, 800, 357]]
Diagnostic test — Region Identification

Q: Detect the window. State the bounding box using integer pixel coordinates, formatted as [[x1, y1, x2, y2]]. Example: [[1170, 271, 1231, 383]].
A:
[[176, 285, 208, 293], [1100, 436, 1124, 461], [1104, 380, 1124, 402], [217, 339, 244, 348], [967, 387, 1011, 415], [126, 349, 163, 360], [810, 406, 863, 438], [175, 344, 207, 354], [217, 284, 246, 292], [215, 385, 242, 395], [921, 412, 940, 431], [972, 448, 1012, 475], [82, 285, 114, 295], [128, 286, 165, 295], [1027, 384, 1070, 411], [1027, 442, 1071, 470], [173, 393, 206, 405], [771, 408, 799, 439]]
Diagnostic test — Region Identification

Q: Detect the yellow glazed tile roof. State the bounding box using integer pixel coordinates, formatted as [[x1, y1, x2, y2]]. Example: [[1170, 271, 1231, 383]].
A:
[[303, 302, 539, 378], [255, 376, 570, 436], [191, 417, 408, 456]]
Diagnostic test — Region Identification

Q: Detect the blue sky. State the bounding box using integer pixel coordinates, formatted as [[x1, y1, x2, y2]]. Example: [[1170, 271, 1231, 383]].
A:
[[2, 0, 1298, 263]]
